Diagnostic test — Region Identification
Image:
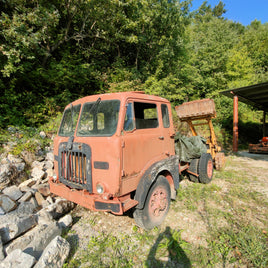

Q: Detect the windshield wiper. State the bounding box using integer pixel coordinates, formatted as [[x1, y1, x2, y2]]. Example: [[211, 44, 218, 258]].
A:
[[89, 97, 101, 115], [70, 103, 74, 133]]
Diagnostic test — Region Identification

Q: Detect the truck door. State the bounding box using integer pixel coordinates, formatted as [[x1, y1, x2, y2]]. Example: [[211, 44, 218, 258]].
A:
[[121, 101, 166, 182], [160, 103, 175, 156]]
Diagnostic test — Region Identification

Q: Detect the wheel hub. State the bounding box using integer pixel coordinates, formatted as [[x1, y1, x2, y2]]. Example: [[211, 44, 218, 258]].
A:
[[149, 188, 167, 217], [207, 159, 213, 178]]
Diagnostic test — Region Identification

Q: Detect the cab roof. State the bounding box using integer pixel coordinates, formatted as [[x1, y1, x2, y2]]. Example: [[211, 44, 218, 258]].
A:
[[67, 91, 170, 108]]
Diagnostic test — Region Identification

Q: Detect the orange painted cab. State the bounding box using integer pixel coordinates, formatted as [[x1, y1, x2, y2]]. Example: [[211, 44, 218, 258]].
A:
[[49, 92, 181, 229]]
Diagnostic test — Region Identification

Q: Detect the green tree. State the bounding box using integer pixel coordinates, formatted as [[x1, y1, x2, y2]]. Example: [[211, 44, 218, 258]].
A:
[[242, 20, 268, 82]]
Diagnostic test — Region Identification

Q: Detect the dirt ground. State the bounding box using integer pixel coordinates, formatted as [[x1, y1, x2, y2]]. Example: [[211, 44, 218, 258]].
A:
[[68, 151, 268, 265]]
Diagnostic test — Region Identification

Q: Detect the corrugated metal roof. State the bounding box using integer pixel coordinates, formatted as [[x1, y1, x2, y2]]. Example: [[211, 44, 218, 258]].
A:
[[220, 82, 268, 112]]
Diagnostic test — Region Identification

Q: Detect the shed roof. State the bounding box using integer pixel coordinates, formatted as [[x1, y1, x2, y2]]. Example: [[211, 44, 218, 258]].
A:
[[220, 82, 268, 112]]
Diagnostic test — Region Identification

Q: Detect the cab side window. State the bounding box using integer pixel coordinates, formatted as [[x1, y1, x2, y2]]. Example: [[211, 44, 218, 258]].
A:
[[134, 102, 158, 129]]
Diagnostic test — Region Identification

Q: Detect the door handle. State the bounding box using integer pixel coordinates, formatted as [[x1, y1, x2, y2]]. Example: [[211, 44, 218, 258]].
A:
[[158, 136, 164, 140]]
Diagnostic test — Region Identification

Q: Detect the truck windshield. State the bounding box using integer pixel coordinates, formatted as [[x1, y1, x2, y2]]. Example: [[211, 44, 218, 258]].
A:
[[58, 104, 81, 136], [77, 100, 120, 136]]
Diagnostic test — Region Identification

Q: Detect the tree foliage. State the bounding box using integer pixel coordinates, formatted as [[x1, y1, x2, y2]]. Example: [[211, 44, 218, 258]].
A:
[[0, 0, 267, 128]]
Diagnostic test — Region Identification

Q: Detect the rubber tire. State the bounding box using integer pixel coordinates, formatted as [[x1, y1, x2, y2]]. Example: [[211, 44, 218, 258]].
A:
[[188, 158, 200, 183], [198, 153, 213, 184], [133, 176, 171, 230]]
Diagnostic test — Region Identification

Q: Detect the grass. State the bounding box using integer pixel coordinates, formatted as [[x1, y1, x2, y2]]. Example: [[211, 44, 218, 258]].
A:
[[64, 226, 192, 268], [63, 157, 268, 267]]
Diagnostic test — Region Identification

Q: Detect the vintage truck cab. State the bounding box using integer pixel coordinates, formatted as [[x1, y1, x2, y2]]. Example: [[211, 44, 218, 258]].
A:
[[49, 91, 181, 229]]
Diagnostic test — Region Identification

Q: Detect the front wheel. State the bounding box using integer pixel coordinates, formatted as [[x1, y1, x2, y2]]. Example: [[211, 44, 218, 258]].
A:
[[133, 176, 171, 230]]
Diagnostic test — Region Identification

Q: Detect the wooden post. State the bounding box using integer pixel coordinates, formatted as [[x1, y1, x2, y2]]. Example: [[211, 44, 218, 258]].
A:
[[233, 95, 238, 152], [263, 111, 266, 137]]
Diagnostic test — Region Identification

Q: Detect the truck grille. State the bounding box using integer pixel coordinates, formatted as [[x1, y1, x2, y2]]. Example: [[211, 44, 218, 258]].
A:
[[58, 142, 92, 192]]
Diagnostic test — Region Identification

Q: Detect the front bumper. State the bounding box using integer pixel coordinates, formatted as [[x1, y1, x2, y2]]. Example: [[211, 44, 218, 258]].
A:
[[49, 177, 138, 215]]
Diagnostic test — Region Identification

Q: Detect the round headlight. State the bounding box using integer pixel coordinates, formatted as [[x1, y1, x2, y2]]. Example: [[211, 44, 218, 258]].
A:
[[96, 183, 104, 194], [52, 174, 57, 181]]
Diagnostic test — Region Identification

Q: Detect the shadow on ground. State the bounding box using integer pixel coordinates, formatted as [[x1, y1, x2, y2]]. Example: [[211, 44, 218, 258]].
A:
[[146, 226, 191, 268], [236, 151, 268, 161]]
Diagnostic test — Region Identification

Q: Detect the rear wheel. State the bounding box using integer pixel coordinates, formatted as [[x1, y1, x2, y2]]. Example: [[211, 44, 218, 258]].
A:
[[188, 158, 199, 183], [215, 152, 225, 170], [133, 176, 171, 230], [198, 153, 213, 184]]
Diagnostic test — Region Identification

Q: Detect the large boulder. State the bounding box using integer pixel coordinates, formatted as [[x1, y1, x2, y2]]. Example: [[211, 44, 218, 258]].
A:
[[0, 202, 37, 244], [23, 222, 61, 260], [34, 236, 70, 268], [4, 221, 61, 260], [0, 249, 36, 268]]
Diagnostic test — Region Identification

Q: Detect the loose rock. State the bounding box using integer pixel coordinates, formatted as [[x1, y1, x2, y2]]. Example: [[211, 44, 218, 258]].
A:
[[0, 195, 17, 213], [39, 131, 46, 139], [19, 178, 36, 188], [36, 184, 50, 197], [0, 238, 4, 261], [46, 168, 54, 178], [35, 192, 45, 206], [36, 208, 54, 225], [44, 161, 53, 170], [0, 164, 18, 190], [46, 152, 54, 162], [29, 197, 39, 210], [21, 151, 36, 165], [7, 154, 25, 172], [0, 207, 5, 215], [31, 161, 45, 169], [3, 185, 23, 201], [54, 198, 76, 219], [18, 191, 32, 203], [31, 167, 45, 181], [7, 154, 23, 164], [58, 214, 72, 229]]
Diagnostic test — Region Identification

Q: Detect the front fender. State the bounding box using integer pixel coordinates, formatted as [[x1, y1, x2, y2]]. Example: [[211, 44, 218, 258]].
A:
[[134, 155, 180, 209]]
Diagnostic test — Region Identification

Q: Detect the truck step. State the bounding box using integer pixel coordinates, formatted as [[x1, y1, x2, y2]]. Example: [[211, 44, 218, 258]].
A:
[[121, 198, 139, 212]]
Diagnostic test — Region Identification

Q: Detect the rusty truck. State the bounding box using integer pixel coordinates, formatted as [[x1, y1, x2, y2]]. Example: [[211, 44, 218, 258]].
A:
[[49, 92, 216, 229]]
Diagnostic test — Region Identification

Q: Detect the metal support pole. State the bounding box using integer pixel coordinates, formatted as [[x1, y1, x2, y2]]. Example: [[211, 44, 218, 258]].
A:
[[233, 95, 238, 152], [263, 111, 266, 137]]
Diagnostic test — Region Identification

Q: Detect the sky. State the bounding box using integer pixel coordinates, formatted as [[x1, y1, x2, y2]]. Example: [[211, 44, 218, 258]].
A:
[[191, 0, 268, 26]]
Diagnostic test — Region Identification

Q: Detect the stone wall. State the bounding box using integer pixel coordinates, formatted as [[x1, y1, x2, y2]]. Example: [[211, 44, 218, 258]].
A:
[[0, 149, 74, 267]]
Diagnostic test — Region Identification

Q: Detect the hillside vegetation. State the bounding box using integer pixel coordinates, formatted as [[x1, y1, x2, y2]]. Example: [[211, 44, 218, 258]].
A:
[[0, 0, 267, 144]]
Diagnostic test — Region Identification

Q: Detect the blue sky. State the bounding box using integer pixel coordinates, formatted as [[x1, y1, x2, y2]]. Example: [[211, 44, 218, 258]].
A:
[[191, 0, 268, 26]]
